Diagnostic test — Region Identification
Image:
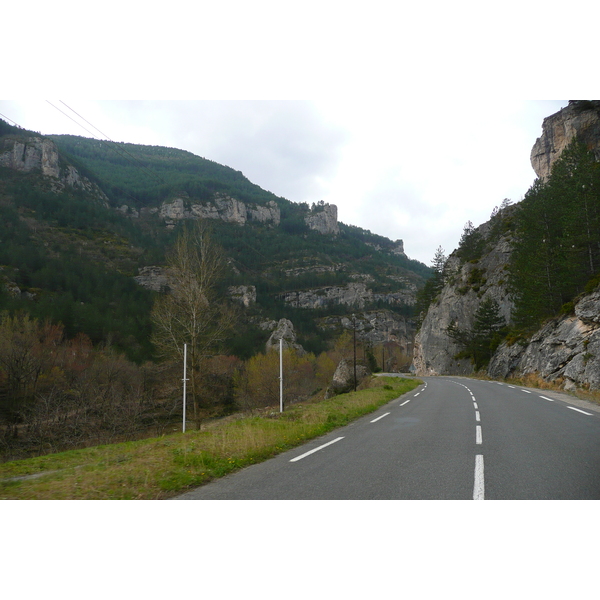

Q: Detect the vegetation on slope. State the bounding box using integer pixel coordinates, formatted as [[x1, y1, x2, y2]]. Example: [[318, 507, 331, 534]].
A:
[[0, 376, 420, 499]]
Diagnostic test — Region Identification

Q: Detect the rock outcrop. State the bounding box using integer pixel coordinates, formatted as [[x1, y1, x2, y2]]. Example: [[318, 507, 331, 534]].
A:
[[489, 288, 600, 390], [305, 202, 339, 235], [265, 318, 305, 354], [228, 285, 256, 307], [159, 193, 280, 227], [0, 136, 109, 203], [413, 215, 514, 376], [329, 358, 370, 395], [134, 266, 170, 292], [319, 310, 415, 356], [282, 281, 416, 309], [531, 100, 600, 180]]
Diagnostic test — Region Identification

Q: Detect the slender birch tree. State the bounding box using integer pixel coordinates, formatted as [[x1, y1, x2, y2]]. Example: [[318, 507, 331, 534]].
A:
[[151, 220, 235, 427]]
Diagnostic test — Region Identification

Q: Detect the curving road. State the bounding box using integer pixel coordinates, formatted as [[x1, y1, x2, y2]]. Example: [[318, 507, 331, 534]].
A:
[[175, 377, 600, 500]]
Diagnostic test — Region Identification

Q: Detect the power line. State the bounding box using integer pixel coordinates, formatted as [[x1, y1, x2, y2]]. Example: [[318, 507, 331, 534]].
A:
[[46, 100, 168, 189], [58, 101, 168, 187]]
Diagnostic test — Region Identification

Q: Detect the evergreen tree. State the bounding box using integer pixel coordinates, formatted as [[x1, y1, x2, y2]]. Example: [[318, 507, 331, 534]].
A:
[[447, 297, 506, 370]]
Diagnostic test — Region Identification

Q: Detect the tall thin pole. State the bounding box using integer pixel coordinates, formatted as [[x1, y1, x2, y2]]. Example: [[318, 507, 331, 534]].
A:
[[353, 315, 357, 392], [182, 343, 188, 433], [279, 338, 284, 413]]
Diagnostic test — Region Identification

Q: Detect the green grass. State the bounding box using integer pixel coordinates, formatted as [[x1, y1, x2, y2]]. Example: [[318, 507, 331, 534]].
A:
[[0, 376, 420, 499]]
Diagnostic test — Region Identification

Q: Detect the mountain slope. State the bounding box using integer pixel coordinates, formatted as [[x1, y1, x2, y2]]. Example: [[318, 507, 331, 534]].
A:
[[1, 122, 430, 361]]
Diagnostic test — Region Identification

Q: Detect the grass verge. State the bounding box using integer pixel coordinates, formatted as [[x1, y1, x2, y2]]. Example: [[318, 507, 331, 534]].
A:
[[0, 376, 420, 500]]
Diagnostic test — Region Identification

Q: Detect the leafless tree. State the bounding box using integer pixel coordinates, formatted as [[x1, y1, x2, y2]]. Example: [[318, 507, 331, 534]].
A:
[[150, 220, 236, 427]]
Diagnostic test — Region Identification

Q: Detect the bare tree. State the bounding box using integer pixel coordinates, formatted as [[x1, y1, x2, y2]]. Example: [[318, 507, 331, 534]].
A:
[[150, 220, 236, 427]]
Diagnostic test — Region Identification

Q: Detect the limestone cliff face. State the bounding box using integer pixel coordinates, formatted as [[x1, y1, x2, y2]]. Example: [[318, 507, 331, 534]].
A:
[[159, 193, 280, 227], [530, 100, 600, 180], [320, 310, 416, 358], [0, 136, 109, 203], [413, 216, 514, 376], [489, 288, 600, 390], [304, 203, 339, 235], [282, 281, 416, 310]]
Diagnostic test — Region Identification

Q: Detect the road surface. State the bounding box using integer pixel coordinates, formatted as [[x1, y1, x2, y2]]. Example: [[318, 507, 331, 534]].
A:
[[175, 377, 600, 500]]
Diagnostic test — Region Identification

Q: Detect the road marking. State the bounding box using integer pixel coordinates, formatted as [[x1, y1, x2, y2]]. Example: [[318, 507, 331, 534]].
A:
[[400, 399, 411, 406], [539, 396, 554, 402], [475, 411, 480, 422], [473, 455, 485, 500], [508, 385, 515, 389], [370, 412, 390, 423], [290, 437, 344, 462], [476, 426, 482, 444], [567, 406, 593, 416], [522, 390, 532, 394], [473, 402, 478, 410], [414, 392, 420, 397]]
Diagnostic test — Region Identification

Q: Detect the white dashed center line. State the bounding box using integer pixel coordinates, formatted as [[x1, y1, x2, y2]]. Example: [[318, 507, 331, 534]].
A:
[[567, 406, 593, 416], [476, 426, 483, 445], [290, 437, 344, 462], [473, 455, 485, 500], [370, 412, 390, 423]]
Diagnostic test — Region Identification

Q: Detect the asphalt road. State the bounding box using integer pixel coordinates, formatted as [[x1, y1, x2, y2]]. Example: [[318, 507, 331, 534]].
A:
[[175, 377, 600, 500]]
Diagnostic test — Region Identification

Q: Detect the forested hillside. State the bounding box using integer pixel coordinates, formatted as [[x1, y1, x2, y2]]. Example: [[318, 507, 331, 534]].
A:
[[1, 120, 429, 459]]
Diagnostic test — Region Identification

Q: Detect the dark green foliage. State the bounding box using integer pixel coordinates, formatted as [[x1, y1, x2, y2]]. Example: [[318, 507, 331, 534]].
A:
[[456, 220, 486, 263], [415, 246, 446, 320], [447, 297, 507, 370], [509, 139, 600, 331]]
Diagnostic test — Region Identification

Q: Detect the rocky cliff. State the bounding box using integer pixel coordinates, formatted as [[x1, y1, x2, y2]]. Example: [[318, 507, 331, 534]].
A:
[[158, 193, 280, 227], [413, 211, 514, 376], [531, 100, 600, 180], [415, 100, 600, 391], [0, 135, 109, 203], [304, 202, 339, 235], [489, 287, 600, 390]]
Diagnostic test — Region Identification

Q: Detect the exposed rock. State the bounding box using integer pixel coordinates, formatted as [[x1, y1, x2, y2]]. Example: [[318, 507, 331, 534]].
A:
[[265, 318, 305, 354], [319, 310, 416, 355], [329, 358, 370, 395], [134, 266, 169, 292], [228, 285, 256, 307], [531, 100, 600, 181], [488, 289, 600, 390], [159, 193, 280, 226], [305, 203, 339, 235], [0, 136, 110, 204], [282, 281, 415, 310], [413, 218, 514, 376]]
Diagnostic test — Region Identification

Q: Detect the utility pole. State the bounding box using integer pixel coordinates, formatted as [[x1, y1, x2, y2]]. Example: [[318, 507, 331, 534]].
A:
[[182, 343, 188, 433], [279, 338, 284, 412], [352, 314, 357, 392]]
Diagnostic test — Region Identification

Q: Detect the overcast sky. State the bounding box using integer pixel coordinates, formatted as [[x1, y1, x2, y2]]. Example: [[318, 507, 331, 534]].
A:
[[1, 2, 594, 268], [0, 99, 569, 264]]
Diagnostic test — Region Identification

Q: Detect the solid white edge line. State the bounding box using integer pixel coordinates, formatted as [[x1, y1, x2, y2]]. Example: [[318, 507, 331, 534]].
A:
[[370, 412, 391, 423], [539, 396, 554, 402], [400, 399, 410, 406], [476, 426, 482, 444], [567, 406, 593, 416], [473, 455, 485, 500], [289, 437, 344, 462]]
